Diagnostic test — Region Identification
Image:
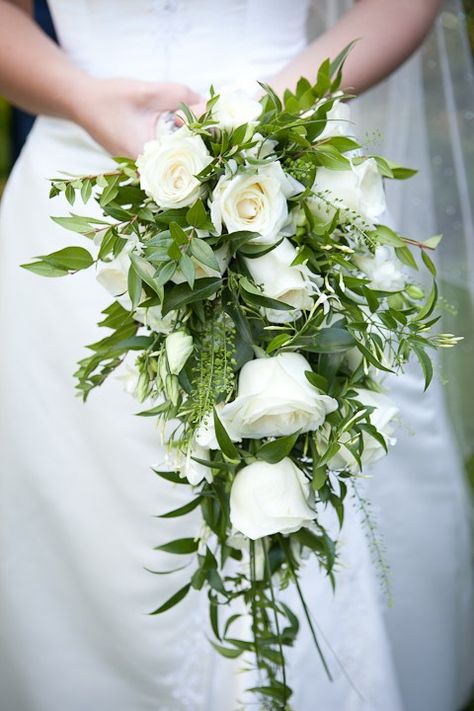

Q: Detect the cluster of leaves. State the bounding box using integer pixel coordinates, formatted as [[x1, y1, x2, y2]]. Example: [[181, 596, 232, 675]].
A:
[[21, 45, 459, 711]]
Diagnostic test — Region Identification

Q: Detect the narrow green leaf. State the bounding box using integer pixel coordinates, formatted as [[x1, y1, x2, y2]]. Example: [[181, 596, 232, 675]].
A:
[[161, 277, 221, 315], [304, 370, 329, 392], [257, 433, 299, 464], [213, 408, 240, 461], [151, 469, 188, 484], [80, 179, 93, 203], [190, 238, 220, 271], [149, 583, 191, 615], [158, 496, 202, 519], [155, 538, 199, 555], [127, 265, 142, 309], [413, 346, 434, 391], [21, 261, 68, 277], [179, 252, 196, 288]]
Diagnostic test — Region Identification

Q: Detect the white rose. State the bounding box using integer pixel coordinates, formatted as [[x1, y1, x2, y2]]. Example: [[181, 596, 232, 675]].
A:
[[210, 161, 302, 244], [244, 238, 315, 323], [230, 458, 315, 539], [171, 245, 230, 284], [322, 388, 398, 473], [221, 352, 338, 439], [212, 88, 262, 129], [353, 245, 405, 291], [317, 99, 352, 140], [137, 125, 212, 208], [311, 158, 386, 224], [165, 331, 193, 375]]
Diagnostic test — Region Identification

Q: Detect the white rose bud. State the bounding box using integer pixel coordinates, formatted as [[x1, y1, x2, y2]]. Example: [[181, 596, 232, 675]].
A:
[[353, 246, 405, 291], [322, 388, 398, 473], [137, 125, 212, 208], [116, 363, 140, 397], [244, 238, 315, 323], [230, 458, 315, 539], [134, 305, 175, 334], [311, 158, 386, 225], [96, 249, 131, 309], [212, 88, 262, 130], [210, 161, 302, 244], [165, 331, 193, 375], [221, 352, 338, 439]]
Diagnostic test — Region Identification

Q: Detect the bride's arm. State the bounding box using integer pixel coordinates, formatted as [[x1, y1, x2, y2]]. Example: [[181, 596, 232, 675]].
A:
[[271, 0, 443, 95], [0, 0, 200, 155]]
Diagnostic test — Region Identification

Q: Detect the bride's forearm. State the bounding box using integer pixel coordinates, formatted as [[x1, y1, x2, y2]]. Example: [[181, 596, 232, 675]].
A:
[[0, 0, 92, 121], [271, 0, 442, 96]]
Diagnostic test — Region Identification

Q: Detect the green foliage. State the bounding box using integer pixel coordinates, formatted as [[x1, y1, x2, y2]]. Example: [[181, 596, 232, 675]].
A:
[[29, 42, 458, 710]]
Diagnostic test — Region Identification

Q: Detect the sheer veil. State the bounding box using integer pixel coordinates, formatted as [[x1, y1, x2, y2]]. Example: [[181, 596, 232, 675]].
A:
[[309, 0, 474, 476]]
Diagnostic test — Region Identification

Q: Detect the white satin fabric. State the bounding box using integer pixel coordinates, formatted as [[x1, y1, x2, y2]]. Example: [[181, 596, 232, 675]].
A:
[[0, 2, 472, 710]]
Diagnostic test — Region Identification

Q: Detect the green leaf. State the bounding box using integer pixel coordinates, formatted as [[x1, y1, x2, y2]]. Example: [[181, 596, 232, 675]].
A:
[[213, 408, 240, 461], [34, 246, 94, 271], [415, 281, 437, 321], [190, 238, 220, 271], [151, 469, 188, 484], [329, 39, 358, 78], [186, 199, 214, 230], [240, 276, 293, 311], [413, 346, 434, 391], [80, 179, 93, 203], [304, 370, 329, 392], [314, 145, 351, 170], [266, 333, 292, 354], [421, 250, 437, 277], [312, 465, 328, 490], [179, 252, 196, 288], [65, 183, 76, 206], [257, 433, 299, 464], [149, 583, 191, 615], [158, 496, 202, 519], [169, 221, 189, 246], [127, 265, 142, 309], [369, 225, 404, 248], [155, 260, 178, 287], [423, 234, 443, 249], [21, 261, 68, 277], [51, 214, 107, 234], [129, 253, 162, 295], [294, 327, 356, 353], [161, 277, 222, 315], [395, 245, 418, 270], [155, 538, 199, 555], [210, 641, 243, 659], [99, 176, 120, 207]]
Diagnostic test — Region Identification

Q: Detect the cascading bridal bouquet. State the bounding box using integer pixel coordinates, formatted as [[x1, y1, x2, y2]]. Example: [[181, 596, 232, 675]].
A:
[[23, 46, 459, 709]]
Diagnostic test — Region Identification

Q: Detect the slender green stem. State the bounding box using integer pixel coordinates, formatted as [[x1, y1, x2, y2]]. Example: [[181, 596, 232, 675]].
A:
[[263, 542, 288, 702], [280, 536, 333, 681], [249, 540, 263, 674]]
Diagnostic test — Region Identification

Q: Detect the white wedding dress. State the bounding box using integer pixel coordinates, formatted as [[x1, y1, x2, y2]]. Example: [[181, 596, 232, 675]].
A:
[[0, 2, 473, 710]]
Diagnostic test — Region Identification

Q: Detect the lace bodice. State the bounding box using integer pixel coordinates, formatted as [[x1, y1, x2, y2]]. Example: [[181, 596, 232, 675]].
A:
[[47, 0, 311, 94]]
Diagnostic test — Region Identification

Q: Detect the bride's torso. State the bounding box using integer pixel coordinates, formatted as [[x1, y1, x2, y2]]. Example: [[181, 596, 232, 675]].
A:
[[47, 0, 312, 93]]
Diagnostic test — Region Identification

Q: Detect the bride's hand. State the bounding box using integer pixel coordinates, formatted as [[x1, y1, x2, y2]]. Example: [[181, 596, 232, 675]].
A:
[[74, 77, 202, 157]]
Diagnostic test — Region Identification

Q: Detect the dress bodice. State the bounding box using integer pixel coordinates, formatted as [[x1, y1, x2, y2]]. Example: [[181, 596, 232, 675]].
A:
[[47, 0, 311, 94]]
